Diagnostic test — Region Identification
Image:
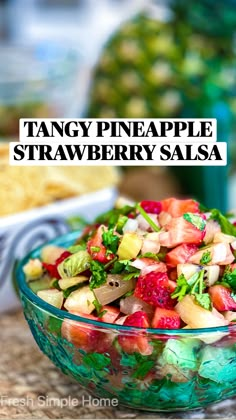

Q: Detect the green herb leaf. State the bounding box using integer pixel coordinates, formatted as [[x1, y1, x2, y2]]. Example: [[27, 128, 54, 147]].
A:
[[210, 209, 236, 236], [199, 202, 209, 212], [171, 274, 190, 301], [102, 229, 119, 254], [111, 259, 140, 279], [89, 260, 107, 290], [93, 298, 107, 318], [200, 250, 212, 265], [63, 284, 81, 298], [116, 215, 128, 234], [183, 213, 206, 231], [221, 266, 236, 292], [96, 205, 136, 228], [83, 353, 111, 370], [136, 203, 160, 232], [139, 252, 159, 261], [194, 293, 212, 310], [132, 360, 155, 380]]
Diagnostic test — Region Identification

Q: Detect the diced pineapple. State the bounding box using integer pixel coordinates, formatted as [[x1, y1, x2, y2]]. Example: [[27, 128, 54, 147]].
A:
[[115, 196, 135, 208], [177, 263, 199, 280], [23, 258, 43, 280], [58, 276, 88, 290], [223, 311, 236, 322], [117, 232, 142, 260], [41, 245, 66, 264], [37, 289, 63, 309], [213, 232, 236, 244], [64, 286, 95, 314], [175, 295, 229, 328]]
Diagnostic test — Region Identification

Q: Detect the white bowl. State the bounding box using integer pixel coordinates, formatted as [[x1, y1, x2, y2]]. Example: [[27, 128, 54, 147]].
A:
[[0, 187, 117, 312]]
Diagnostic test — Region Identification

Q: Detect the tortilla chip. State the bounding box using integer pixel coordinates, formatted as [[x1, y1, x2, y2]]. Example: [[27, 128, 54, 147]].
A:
[[0, 143, 120, 217]]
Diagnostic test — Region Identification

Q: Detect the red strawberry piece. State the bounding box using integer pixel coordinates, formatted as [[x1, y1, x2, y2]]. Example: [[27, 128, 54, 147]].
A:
[[43, 251, 71, 279], [87, 225, 114, 264], [100, 306, 120, 323], [159, 216, 205, 248], [134, 272, 175, 309], [152, 308, 181, 329], [118, 311, 152, 355], [140, 200, 162, 214], [209, 285, 236, 311], [61, 311, 112, 353], [166, 244, 198, 267], [161, 198, 199, 217]]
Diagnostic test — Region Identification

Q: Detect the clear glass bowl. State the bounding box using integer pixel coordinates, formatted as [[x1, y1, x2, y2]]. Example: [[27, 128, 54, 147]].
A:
[[0, 43, 79, 139], [16, 231, 236, 412]]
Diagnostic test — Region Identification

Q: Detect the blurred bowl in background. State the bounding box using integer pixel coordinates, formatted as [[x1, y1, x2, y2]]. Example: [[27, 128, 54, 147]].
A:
[[0, 42, 80, 139]]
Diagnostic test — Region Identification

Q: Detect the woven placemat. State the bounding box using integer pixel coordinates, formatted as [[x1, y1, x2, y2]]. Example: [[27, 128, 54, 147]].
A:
[[0, 311, 235, 419]]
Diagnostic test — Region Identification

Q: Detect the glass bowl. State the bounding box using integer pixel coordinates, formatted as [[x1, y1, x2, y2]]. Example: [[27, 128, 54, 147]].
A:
[[0, 43, 79, 140], [16, 231, 236, 412]]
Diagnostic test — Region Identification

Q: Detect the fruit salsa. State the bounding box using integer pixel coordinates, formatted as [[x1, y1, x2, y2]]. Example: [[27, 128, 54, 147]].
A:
[[21, 197, 236, 410], [24, 197, 236, 332]]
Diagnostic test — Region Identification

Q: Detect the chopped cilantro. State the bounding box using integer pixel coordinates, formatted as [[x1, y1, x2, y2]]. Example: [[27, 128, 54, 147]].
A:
[[68, 244, 86, 253], [200, 250, 212, 265], [89, 260, 107, 290], [139, 252, 159, 261], [111, 259, 140, 280], [172, 270, 212, 310], [102, 229, 119, 254], [221, 266, 236, 292], [116, 215, 128, 234], [132, 360, 155, 380], [83, 353, 111, 370], [171, 274, 190, 301], [210, 209, 236, 236], [63, 284, 81, 298], [95, 205, 135, 228], [183, 213, 206, 231], [136, 203, 160, 232], [92, 298, 107, 318], [194, 293, 212, 310], [123, 271, 140, 281], [120, 352, 155, 379]]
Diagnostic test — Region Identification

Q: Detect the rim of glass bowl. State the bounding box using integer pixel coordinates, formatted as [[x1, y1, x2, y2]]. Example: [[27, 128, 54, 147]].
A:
[[16, 230, 235, 335]]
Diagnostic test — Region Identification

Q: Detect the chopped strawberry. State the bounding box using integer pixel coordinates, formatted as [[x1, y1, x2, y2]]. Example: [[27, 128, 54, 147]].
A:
[[209, 285, 236, 311], [166, 244, 198, 267], [161, 198, 199, 217], [87, 225, 114, 264], [159, 216, 205, 248], [43, 251, 71, 279], [61, 313, 100, 352], [168, 279, 177, 292], [61, 311, 112, 353], [140, 200, 162, 214], [134, 271, 175, 309], [100, 306, 120, 323], [118, 311, 152, 355], [152, 308, 181, 329]]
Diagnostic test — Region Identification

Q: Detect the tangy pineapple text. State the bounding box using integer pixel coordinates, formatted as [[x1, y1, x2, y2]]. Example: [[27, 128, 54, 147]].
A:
[[9, 118, 227, 166]]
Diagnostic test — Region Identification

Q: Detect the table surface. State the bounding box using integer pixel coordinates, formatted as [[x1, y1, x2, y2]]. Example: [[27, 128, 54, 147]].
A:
[[0, 311, 236, 419]]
